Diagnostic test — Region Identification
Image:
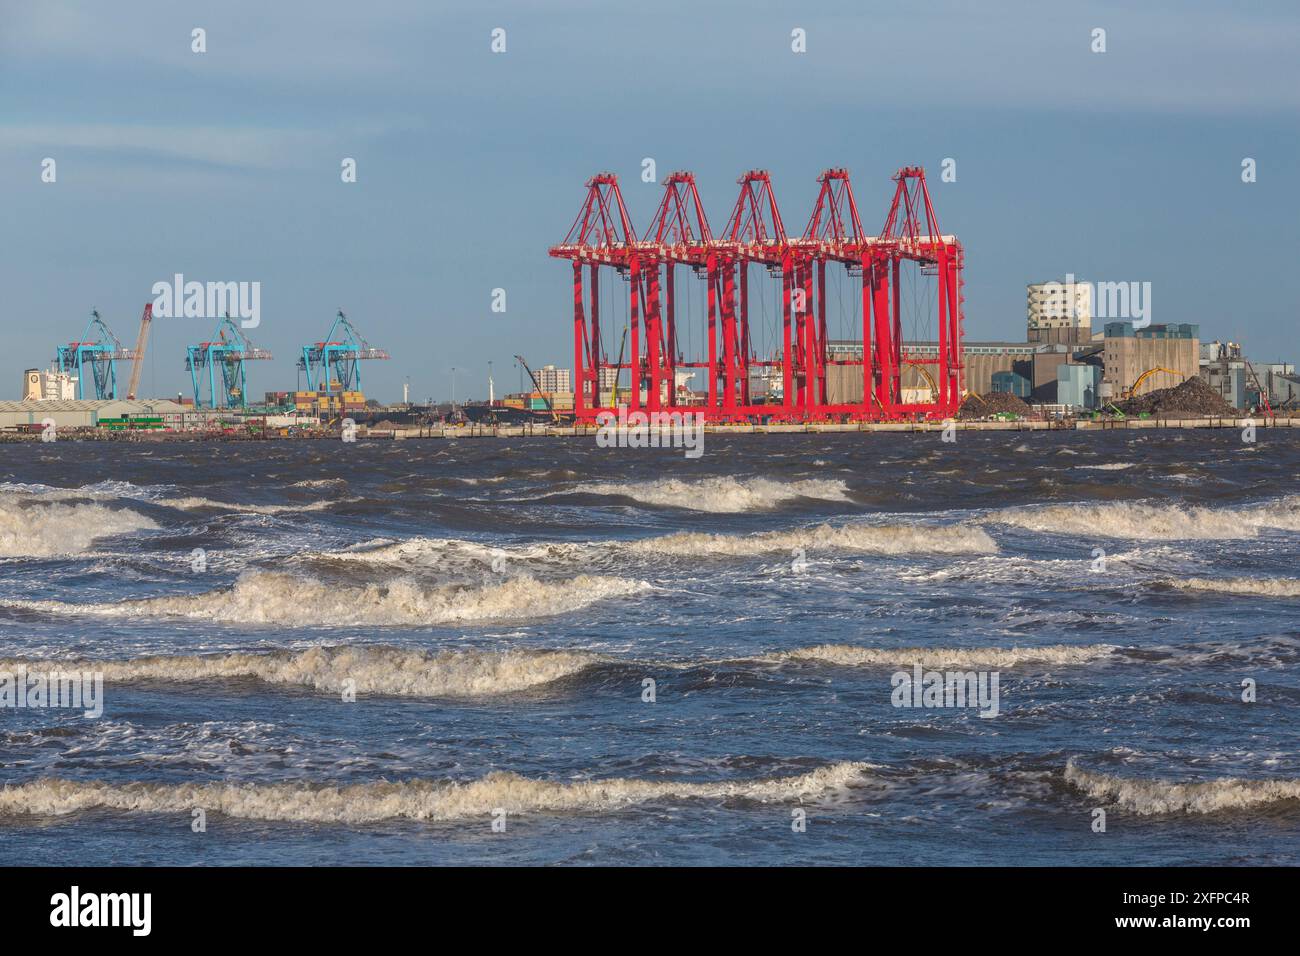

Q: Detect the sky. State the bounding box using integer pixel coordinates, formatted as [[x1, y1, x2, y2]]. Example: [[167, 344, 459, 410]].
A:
[[1, 0, 1297, 403]]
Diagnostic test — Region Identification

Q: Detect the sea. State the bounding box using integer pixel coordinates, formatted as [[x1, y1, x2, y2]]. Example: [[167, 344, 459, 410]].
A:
[[0, 430, 1297, 865]]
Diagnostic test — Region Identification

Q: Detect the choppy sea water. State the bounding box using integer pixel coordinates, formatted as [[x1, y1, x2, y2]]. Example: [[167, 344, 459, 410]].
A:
[[0, 431, 1297, 866]]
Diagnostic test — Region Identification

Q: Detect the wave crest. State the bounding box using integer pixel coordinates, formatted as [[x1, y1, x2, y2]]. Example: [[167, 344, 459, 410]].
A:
[[565, 477, 851, 512], [0, 500, 156, 558], [0, 646, 601, 697], [634, 522, 996, 558], [1064, 761, 1300, 814], [762, 643, 1117, 669], [991, 498, 1300, 540], [1166, 576, 1300, 598], [0, 762, 873, 823], [10, 571, 650, 626]]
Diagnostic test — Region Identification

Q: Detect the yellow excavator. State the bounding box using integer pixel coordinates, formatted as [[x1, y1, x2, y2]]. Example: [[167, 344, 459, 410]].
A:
[[1122, 366, 1187, 398]]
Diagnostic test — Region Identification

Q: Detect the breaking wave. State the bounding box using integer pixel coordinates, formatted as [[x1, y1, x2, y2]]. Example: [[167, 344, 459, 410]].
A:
[[632, 522, 997, 557], [0, 761, 873, 823], [564, 477, 852, 512], [1064, 761, 1300, 815], [0, 646, 601, 698], [990, 497, 1300, 540], [760, 643, 1118, 669], [317, 520, 993, 571], [8, 571, 650, 626], [159, 496, 341, 515], [0, 500, 157, 558], [321, 537, 586, 570], [1166, 576, 1300, 598]]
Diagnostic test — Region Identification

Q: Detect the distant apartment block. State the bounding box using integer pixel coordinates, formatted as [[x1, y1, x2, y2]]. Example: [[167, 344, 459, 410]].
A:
[[535, 365, 571, 393], [1027, 279, 1092, 344]]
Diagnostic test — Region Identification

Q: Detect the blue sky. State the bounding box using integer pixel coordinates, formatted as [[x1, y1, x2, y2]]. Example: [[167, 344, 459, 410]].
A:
[[2, 0, 1297, 402]]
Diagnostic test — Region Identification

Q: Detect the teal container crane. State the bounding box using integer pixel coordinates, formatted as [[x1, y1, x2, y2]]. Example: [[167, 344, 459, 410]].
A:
[[55, 310, 135, 399], [298, 310, 389, 395], [185, 314, 273, 408]]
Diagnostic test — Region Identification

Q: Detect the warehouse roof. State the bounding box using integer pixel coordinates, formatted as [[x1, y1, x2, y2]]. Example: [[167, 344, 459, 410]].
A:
[[0, 400, 188, 413]]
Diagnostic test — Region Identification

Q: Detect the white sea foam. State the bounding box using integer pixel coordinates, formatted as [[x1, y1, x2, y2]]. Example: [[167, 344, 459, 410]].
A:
[[319, 520, 995, 572], [1166, 576, 1300, 598], [1075, 462, 1136, 471], [990, 497, 1300, 540], [0, 761, 873, 823], [632, 522, 997, 557], [323, 537, 586, 569], [0, 480, 163, 502], [159, 496, 340, 515], [1064, 761, 1300, 815], [0, 646, 601, 697], [760, 643, 1118, 669], [7, 571, 649, 626], [0, 500, 157, 558], [566, 476, 852, 512]]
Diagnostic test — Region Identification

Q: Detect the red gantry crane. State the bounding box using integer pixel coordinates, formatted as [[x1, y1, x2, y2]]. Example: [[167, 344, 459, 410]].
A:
[[640, 171, 715, 413], [549, 173, 639, 419], [548, 165, 964, 424]]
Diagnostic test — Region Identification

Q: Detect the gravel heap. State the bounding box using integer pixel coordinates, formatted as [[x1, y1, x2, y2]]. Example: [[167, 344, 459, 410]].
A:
[[958, 391, 1033, 420], [1114, 376, 1239, 418]]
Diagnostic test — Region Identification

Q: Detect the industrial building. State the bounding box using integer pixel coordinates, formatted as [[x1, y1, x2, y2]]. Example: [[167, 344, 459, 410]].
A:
[[827, 340, 1042, 403], [1057, 363, 1103, 409], [0, 399, 189, 431], [1101, 322, 1200, 398]]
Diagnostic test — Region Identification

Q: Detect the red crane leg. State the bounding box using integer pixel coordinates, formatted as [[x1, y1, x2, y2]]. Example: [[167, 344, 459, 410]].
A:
[[949, 252, 962, 411], [666, 264, 677, 407], [801, 260, 814, 416], [646, 266, 661, 413], [861, 254, 872, 415], [572, 261, 585, 418], [891, 258, 902, 408], [816, 259, 827, 407], [589, 264, 601, 410], [722, 260, 737, 413], [629, 259, 642, 413], [936, 248, 949, 412], [781, 252, 793, 415], [872, 259, 892, 411], [707, 251, 718, 411], [739, 264, 750, 405]]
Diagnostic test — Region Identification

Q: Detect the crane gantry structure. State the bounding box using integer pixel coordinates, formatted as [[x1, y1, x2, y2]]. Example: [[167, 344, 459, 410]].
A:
[[549, 165, 964, 423], [186, 314, 273, 408], [56, 310, 136, 400], [298, 310, 390, 396]]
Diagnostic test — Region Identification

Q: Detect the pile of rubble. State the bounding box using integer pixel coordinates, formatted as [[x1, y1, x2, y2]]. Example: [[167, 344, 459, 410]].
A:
[[958, 391, 1032, 420], [1114, 377, 1239, 418]]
